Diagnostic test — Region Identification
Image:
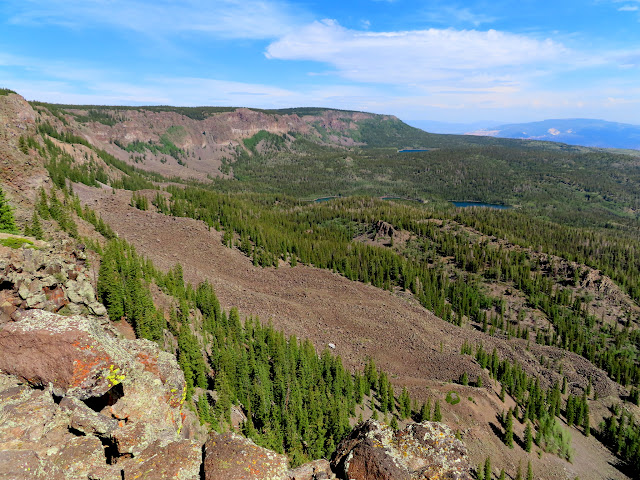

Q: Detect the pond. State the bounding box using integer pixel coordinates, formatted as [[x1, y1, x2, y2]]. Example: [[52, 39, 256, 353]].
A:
[[313, 196, 339, 203]]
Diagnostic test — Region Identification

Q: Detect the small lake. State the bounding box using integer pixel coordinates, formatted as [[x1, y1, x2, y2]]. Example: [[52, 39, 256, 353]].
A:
[[452, 201, 512, 210], [398, 149, 429, 153], [314, 196, 339, 203]]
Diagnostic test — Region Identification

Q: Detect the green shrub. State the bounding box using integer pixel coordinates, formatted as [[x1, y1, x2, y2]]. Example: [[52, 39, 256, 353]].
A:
[[0, 237, 34, 249], [446, 391, 461, 405]]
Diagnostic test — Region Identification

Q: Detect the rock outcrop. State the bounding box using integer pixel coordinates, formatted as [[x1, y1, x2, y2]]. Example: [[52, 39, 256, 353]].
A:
[[0, 237, 106, 323], [287, 459, 335, 480], [330, 420, 472, 480], [203, 431, 289, 480], [0, 309, 202, 480]]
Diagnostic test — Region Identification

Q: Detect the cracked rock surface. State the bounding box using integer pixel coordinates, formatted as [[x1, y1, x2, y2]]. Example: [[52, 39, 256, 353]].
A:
[[0, 309, 202, 480], [330, 420, 472, 480]]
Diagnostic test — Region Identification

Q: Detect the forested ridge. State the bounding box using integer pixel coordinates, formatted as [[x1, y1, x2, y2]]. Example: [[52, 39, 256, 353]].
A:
[[10, 99, 640, 477], [148, 189, 639, 390]]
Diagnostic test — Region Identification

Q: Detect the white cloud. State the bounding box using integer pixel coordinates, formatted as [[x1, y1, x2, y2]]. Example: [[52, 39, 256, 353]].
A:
[[266, 20, 568, 88], [422, 6, 497, 27], [5, 0, 305, 39]]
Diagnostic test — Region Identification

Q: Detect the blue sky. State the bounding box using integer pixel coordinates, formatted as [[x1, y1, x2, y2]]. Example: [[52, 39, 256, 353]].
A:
[[1, 0, 639, 124]]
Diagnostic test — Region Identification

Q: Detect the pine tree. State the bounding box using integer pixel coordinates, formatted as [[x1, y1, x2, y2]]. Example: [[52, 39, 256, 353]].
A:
[[505, 409, 514, 448], [36, 187, 50, 219], [515, 462, 522, 480], [18, 135, 28, 154], [484, 456, 492, 480], [499, 469, 506, 480], [526, 461, 533, 480], [399, 387, 411, 419], [28, 211, 44, 240], [390, 415, 398, 430], [433, 400, 442, 422], [0, 186, 17, 233], [524, 421, 533, 453], [419, 400, 431, 422]]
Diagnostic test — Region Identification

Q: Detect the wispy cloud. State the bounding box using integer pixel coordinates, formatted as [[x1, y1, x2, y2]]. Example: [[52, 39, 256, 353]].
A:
[[608, 0, 640, 17], [422, 6, 497, 27], [4, 0, 306, 39], [266, 20, 568, 88]]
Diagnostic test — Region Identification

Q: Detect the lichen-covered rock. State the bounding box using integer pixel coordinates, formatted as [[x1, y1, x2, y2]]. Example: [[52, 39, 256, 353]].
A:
[[0, 240, 107, 321], [60, 396, 119, 436], [0, 309, 131, 398], [287, 459, 335, 480], [0, 309, 204, 480], [203, 431, 290, 480], [121, 439, 202, 480], [331, 420, 472, 480]]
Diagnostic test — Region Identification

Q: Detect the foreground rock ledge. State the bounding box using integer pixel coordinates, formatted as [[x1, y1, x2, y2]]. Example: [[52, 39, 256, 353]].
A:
[[330, 420, 472, 480], [0, 309, 202, 480]]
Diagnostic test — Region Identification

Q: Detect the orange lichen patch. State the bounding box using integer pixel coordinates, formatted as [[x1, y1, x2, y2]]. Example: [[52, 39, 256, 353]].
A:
[[70, 351, 112, 388], [135, 352, 160, 376]]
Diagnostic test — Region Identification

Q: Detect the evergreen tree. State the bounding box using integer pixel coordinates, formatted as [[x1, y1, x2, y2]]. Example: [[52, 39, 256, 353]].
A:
[[36, 187, 50, 219], [433, 400, 442, 422], [484, 456, 492, 480], [390, 415, 398, 430], [419, 399, 431, 422], [526, 461, 533, 480], [28, 211, 44, 240], [505, 409, 514, 448], [399, 387, 411, 419], [0, 186, 17, 233], [524, 421, 533, 453]]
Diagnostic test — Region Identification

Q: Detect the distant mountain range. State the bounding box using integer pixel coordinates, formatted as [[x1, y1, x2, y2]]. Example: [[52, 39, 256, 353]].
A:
[[404, 120, 493, 135], [464, 118, 640, 150]]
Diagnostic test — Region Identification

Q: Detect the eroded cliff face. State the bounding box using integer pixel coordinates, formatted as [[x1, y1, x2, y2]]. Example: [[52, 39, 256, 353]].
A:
[[0, 93, 49, 223], [33, 101, 387, 181]]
